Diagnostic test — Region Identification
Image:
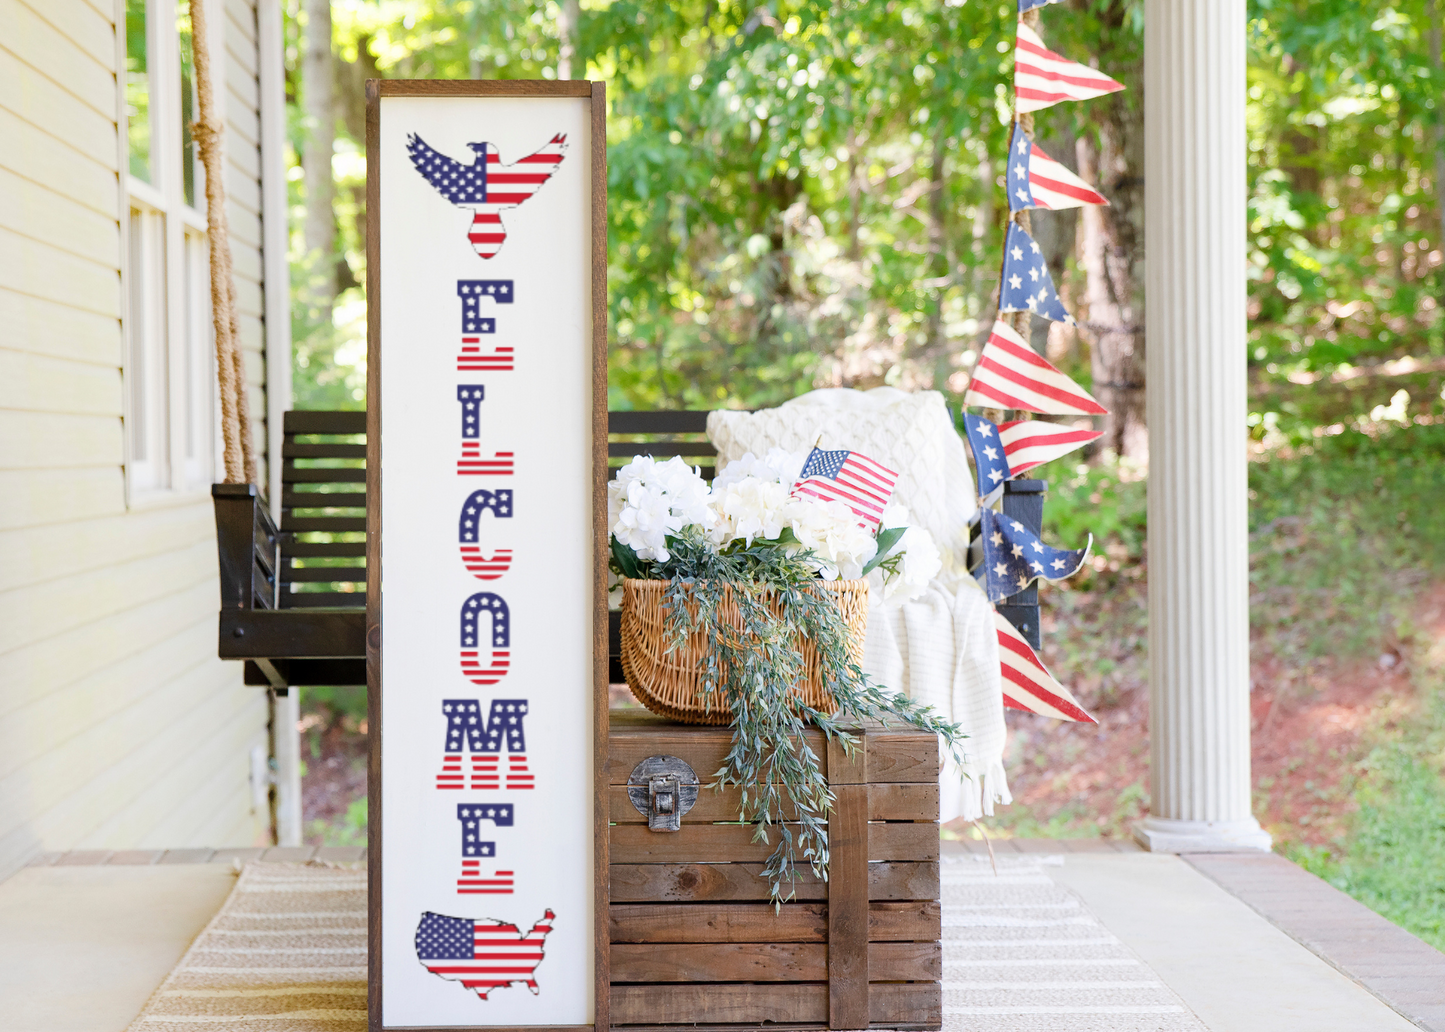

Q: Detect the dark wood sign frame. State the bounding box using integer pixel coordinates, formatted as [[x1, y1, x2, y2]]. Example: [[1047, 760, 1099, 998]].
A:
[[364, 78, 610, 1032]]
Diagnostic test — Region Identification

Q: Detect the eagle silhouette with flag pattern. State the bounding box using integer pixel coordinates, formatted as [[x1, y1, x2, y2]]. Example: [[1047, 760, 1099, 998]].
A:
[[407, 133, 568, 259]]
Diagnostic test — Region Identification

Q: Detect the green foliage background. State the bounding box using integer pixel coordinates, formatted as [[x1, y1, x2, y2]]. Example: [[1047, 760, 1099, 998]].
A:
[[286, 0, 1444, 434]]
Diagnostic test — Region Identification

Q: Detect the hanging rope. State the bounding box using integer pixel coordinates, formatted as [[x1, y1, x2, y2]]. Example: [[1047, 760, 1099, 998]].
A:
[[189, 0, 258, 485]]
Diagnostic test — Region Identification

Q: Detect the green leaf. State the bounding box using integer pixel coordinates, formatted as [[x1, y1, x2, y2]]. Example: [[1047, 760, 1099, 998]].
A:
[[861, 526, 907, 576], [610, 535, 645, 580]]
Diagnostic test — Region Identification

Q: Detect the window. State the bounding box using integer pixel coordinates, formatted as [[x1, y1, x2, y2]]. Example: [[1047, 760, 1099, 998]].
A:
[[123, 0, 214, 498]]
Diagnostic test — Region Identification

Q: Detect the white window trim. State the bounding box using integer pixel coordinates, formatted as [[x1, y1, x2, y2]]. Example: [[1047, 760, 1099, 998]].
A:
[[117, 0, 220, 509]]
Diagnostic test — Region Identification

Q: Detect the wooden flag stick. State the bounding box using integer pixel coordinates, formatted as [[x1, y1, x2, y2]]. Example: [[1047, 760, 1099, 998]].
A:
[[190, 0, 258, 485]]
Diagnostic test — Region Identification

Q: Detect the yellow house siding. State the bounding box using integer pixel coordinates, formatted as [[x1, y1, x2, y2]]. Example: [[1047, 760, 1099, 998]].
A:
[[0, 0, 282, 882]]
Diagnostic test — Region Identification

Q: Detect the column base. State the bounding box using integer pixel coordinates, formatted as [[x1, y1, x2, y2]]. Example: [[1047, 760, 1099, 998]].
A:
[[1132, 816, 1272, 854]]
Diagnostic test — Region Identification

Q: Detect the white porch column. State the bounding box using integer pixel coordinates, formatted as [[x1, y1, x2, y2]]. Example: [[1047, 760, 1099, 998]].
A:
[[1134, 0, 1271, 853]]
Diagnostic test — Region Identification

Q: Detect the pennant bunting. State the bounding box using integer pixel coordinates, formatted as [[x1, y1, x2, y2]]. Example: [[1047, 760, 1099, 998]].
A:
[[973, 507, 1090, 604], [1018, 0, 1067, 11], [964, 413, 1011, 505], [964, 412, 1103, 500], [1007, 123, 1108, 212], [994, 611, 1096, 723], [1000, 223, 1074, 324], [965, 320, 1106, 415], [1015, 23, 1125, 115], [997, 418, 1102, 476]]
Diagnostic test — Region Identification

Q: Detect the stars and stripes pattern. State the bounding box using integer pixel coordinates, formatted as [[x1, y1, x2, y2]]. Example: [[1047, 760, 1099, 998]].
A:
[[965, 413, 1103, 500], [997, 418, 1102, 476], [995, 612, 1095, 722], [1000, 223, 1073, 324], [460, 593, 510, 686], [790, 446, 898, 530], [457, 280, 516, 372], [407, 134, 568, 259], [964, 414, 1013, 505], [1015, 23, 1124, 115], [1007, 123, 1108, 212], [965, 320, 1106, 415], [457, 804, 515, 894], [415, 910, 555, 998], [459, 446, 516, 476], [437, 699, 532, 790], [459, 489, 515, 579], [457, 385, 485, 439], [974, 508, 1090, 605]]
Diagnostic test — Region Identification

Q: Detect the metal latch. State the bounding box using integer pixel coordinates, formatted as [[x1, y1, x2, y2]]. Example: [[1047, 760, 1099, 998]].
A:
[[626, 755, 699, 832]]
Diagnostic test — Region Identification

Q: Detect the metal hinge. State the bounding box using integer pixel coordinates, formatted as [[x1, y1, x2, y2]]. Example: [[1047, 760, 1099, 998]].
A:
[[626, 755, 699, 832]]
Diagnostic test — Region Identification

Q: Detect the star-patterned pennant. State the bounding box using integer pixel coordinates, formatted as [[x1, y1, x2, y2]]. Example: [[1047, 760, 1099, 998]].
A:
[[1000, 223, 1073, 325], [1018, 0, 1067, 13], [973, 507, 1090, 604], [964, 413, 1012, 506], [1007, 123, 1109, 213]]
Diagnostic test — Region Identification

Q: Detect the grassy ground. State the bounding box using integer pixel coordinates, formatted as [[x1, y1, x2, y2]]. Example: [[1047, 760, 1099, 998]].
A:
[[975, 422, 1445, 949], [297, 423, 1445, 949]]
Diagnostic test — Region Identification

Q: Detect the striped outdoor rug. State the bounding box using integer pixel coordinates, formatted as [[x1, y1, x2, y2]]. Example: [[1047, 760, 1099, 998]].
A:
[[127, 862, 366, 1032], [942, 854, 1206, 1031], [131, 856, 1203, 1031]]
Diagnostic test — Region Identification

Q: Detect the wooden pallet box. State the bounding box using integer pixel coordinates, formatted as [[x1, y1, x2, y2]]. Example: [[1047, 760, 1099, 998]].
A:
[[608, 712, 943, 1030]]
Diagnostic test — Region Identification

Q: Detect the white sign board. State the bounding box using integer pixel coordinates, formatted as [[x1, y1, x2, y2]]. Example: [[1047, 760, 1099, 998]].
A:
[[367, 81, 605, 1032]]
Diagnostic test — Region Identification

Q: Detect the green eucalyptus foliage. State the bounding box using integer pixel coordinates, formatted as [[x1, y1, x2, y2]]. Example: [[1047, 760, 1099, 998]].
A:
[[613, 531, 965, 904]]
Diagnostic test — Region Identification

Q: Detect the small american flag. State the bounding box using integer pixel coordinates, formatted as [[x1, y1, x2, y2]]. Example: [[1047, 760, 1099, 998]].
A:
[[415, 909, 555, 998], [1015, 23, 1124, 115], [964, 320, 1106, 416], [407, 133, 567, 260], [791, 446, 898, 529], [457, 804, 515, 895], [459, 489, 514, 580], [995, 611, 1095, 723], [460, 594, 510, 687], [1007, 123, 1108, 213]]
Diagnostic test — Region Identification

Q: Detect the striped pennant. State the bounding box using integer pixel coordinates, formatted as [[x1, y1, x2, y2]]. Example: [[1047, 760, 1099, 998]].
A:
[[998, 418, 1102, 475], [1015, 23, 1124, 115], [964, 321, 1106, 416], [1007, 123, 1108, 212], [995, 612, 1095, 723]]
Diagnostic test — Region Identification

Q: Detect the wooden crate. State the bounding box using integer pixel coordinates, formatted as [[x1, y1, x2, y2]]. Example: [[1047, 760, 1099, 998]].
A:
[[608, 711, 943, 1030]]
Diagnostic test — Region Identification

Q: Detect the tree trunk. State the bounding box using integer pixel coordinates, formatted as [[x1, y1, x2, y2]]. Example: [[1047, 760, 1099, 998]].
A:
[[302, 0, 335, 316], [925, 123, 948, 360], [557, 0, 580, 80], [1433, 1, 1445, 314], [1077, 95, 1146, 458]]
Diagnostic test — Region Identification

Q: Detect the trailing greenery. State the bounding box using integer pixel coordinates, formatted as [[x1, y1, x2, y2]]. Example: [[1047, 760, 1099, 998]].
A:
[[613, 530, 965, 904]]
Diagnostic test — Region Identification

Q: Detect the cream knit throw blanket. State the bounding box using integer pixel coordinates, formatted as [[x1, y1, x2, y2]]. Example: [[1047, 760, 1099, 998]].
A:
[[708, 387, 1011, 822]]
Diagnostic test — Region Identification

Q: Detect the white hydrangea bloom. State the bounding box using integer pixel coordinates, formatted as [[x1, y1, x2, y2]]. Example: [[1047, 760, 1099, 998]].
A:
[[887, 525, 942, 599], [609, 455, 714, 563], [712, 448, 809, 492], [710, 477, 793, 546], [783, 495, 878, 580]]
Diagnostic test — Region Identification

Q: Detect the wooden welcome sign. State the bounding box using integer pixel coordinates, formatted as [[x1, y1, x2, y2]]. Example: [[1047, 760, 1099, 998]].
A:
[[365, 80, 608, 1031]]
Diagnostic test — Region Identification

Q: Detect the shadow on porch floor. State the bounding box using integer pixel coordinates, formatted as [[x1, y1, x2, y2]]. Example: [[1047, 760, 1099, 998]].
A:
[[2, 842, 1441, 1032]]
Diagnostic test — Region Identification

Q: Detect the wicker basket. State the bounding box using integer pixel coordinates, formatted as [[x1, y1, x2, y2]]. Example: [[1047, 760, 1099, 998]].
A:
[[618, 577, 870, 725]]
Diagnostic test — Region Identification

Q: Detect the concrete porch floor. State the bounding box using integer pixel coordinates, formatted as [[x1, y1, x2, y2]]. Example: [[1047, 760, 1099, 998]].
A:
[[2, 842, 1442, 1032]]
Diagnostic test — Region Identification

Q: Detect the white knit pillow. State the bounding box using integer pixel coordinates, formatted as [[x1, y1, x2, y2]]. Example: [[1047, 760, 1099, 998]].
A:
[[707, 388, 977, 577]]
